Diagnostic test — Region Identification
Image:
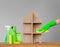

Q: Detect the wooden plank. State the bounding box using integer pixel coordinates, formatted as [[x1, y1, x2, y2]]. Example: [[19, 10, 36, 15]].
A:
[[23, 24, 33, 33], [23, 35, 33, 43], [33, 34, 42, 43], [0, 43, 60, 47]]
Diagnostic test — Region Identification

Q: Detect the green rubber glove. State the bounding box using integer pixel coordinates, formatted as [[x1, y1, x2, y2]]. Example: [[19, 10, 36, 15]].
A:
[[37, 20, 57, 33]]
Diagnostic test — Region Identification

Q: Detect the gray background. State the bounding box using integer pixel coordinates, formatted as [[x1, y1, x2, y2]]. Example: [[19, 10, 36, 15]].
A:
[[0, 0, 60, 42]]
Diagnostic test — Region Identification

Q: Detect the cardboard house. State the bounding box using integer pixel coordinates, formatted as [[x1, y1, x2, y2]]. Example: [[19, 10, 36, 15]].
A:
[[23, 12, 42, 43]]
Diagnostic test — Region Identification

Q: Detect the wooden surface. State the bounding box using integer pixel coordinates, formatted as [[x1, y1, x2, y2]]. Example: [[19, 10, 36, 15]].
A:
[[0, 43, 60, 47], [23, 13, 42, 43]]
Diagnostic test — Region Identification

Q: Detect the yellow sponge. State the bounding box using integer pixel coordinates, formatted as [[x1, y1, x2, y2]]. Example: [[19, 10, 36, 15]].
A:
[[36, 30, 49, 33], [44, 30, 49, 33], [14, 42, 20, 44]]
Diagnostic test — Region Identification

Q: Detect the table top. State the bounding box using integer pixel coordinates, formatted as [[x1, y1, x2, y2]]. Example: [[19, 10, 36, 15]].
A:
[[0, 42, 60, 47]]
